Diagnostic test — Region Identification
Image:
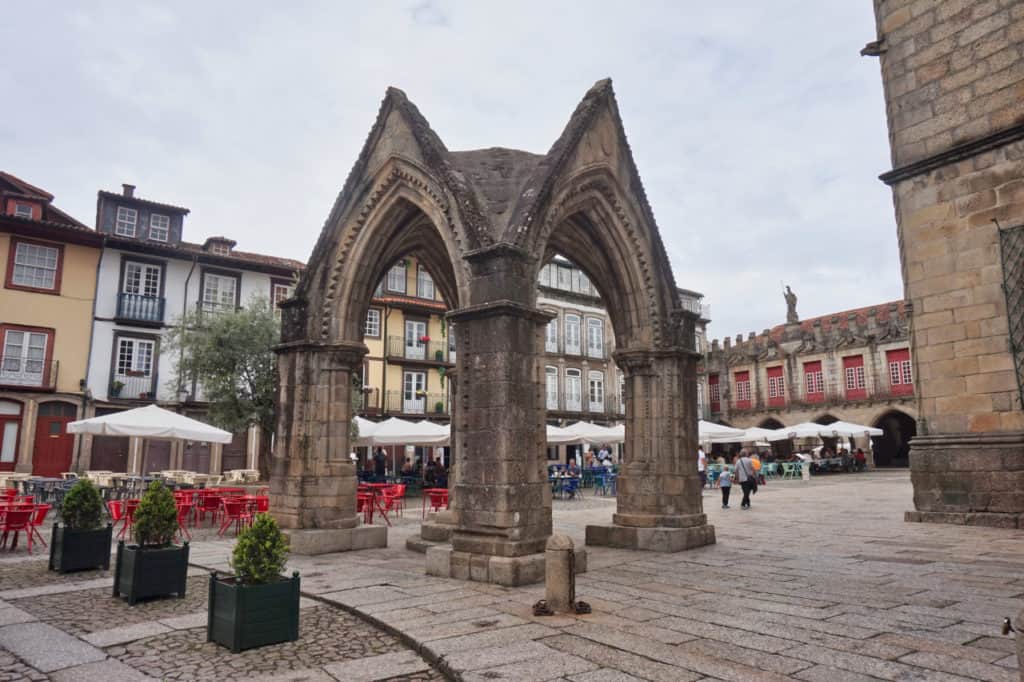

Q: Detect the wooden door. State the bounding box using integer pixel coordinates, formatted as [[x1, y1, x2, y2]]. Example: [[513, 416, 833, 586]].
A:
[[33, 402, 76, 477]]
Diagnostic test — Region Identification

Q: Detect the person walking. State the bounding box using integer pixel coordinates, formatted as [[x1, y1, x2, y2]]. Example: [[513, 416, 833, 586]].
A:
[[697, 445, 707, 492], [719, 461, 733, 508], [734, 449, 758, 510]]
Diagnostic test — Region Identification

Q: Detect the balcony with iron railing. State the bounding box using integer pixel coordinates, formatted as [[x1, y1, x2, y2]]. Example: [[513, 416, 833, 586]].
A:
[[386, 336, 451, 364], [545, 393, 624, 418], [109, 373, 156, 401], [0, 357, 57, 390], [384, 390, 448, 416], [116, 293, 165, 325]]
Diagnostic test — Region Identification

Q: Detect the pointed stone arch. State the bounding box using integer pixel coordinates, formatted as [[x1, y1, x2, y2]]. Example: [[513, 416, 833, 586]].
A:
[[272, 79, 714, 576]]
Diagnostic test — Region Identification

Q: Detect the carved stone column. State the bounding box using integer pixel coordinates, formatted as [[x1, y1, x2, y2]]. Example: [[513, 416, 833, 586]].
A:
[[425, 299, 582, 585], [586, 347, 716, 552], [270, 340, 387, 554]]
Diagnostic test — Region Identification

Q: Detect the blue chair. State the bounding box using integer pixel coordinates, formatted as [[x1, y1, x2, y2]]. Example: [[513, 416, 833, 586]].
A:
[[563, 477, 580, 500]]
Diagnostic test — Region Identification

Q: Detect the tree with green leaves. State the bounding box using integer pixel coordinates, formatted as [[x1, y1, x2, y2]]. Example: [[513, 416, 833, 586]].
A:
[[165, 295, 279, 478]]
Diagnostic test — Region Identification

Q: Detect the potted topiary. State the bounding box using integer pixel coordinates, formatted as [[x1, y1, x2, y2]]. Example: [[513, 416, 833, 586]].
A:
[[49, 479, 113, 573], [112, 480, 189, 605], [208, 513, 298, 652], [110, 380, 124, 398], [434, 401, 444, 414]]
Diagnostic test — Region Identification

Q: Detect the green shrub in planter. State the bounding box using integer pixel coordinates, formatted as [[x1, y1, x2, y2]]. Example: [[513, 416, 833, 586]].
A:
[[49, 479, 112, 573], [208, 513, 299, 652], [113, 480, 189, 604]]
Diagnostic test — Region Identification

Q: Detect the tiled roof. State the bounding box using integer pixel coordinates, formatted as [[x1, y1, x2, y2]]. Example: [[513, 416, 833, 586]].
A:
[[0, 171, 88, 228], [767, 300, 907, 343], [98, 190, 190, 214], [371, 294, 447, 311], [104, 234, 304, 272]]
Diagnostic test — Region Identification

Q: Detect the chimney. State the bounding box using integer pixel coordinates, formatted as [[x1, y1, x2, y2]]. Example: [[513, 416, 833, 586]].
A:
[[122, 184, 136, 198]]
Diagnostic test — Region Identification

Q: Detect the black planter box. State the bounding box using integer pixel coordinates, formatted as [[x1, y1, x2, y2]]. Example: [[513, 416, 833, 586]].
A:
[[207, 572, 300, 652], [113, 540, 189, 605], [49, 523, 113, 573]]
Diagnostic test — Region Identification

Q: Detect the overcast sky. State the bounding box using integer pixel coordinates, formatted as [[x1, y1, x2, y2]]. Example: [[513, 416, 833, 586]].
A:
[[1, 1, 901, 339]]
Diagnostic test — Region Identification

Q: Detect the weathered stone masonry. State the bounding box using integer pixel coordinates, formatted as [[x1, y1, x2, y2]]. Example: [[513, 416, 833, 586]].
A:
[[868, 0, 1024, 527], [270, 79, 715, 584]]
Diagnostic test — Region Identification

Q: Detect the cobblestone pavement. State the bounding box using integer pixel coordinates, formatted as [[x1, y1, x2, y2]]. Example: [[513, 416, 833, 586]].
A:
[[109, 605, 445, 681], [0, 555, 112, 591], [11, 575, 209, 636], [0, 650, 46, 681], [192, 471, 1023, 681]]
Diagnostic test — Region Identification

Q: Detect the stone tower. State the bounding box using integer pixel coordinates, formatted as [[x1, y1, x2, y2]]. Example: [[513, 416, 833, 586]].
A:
[[867, 1, 1024, 527]]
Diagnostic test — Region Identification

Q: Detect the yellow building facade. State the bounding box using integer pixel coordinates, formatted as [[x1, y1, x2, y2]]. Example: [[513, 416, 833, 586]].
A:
[[0, 172, 102, 476], [360, 256, 452, 420]]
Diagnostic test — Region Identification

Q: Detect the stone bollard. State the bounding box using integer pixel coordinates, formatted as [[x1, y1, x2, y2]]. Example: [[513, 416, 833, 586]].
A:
[[545, 534, 575, 614]]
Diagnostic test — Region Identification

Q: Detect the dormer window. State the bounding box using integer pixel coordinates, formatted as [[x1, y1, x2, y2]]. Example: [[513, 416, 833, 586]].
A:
[[211, 243, 230, 256], [116, 207, 137, 237], [203, 237, 236, 256], [149, 214, 169, 242], [13, 203, 33, 219]]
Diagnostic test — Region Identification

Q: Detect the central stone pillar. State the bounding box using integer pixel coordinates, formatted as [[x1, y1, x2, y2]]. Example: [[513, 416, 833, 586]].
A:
[[586, 348, 715, 552], [270, 341, 387, 554], [425, 300, 561, 586]]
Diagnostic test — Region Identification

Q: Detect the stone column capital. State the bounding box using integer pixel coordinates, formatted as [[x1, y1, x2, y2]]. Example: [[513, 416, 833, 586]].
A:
[[448, 300, 554, 326], [273, 340, 367, 371]]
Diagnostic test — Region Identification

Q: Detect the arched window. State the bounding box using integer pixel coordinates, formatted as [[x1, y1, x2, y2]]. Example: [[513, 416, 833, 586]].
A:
[[564, 314, 581, 355], [588, 371, 605, 412], [545, 366, 558, 410], [565, 368, 582, 411]]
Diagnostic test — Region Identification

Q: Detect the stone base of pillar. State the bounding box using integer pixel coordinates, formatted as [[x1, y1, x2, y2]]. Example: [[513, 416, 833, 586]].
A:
[[907, 432, 1024, 528], [584, 522, 716, 552], [405, 513, 456, 553], [284, 526, 387, 555], [425, 544, 587, 587]]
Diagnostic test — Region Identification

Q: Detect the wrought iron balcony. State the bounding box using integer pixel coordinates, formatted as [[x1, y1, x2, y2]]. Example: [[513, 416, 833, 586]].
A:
[[0, 357, 57, 390], [116, 293, 165, 324], [384, 390, 448, 416], [110, 373, 156, 400], [386, 336, 450, 363]]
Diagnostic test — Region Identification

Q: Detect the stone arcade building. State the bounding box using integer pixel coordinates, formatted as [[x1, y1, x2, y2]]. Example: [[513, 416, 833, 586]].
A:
[[271, 80, 714, 585]]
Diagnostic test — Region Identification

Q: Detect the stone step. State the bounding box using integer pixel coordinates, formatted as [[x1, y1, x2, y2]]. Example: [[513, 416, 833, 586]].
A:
[[406, 536, 445, 554]]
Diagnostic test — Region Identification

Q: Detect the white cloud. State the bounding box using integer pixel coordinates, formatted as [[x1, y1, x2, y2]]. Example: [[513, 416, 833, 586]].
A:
[[0, 0, 900, 338]]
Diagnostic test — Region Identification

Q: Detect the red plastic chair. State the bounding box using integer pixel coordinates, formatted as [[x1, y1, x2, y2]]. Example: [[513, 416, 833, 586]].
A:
[[196, 494, 222, 527], [218, 499, 252, 536], [1, 489, 16, 500], [254, 496, 269, 513], [427, 489, 448, 513], [107, 500, 125, 536], [356, 492, 375, 524], [120, 499, 140, 540], [176, 502, 193, 541], [1, 509, 34, 553], [29, 504, 51, 548], [388, 485, 406, 516]]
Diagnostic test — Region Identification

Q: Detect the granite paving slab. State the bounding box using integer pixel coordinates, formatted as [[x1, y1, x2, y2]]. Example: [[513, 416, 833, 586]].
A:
[[321, 650, 430, 681], [48, 658, 152, 681], [0, 621, 105, 673]]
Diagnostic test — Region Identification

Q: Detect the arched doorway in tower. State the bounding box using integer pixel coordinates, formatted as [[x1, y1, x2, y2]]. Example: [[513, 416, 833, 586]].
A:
[[872, 410, 915, 467]]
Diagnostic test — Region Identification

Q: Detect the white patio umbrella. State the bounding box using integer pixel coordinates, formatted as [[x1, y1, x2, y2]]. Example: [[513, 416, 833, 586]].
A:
[[766, 422, 834, 441], [369, 418, 449, 446], [353, 416, 378, 446], [698, 420, 745, 442], [546, 424, 579, 444], [823, 420, 884, 438], [67, 404, 232, 443], [563, 421, 626, 444]]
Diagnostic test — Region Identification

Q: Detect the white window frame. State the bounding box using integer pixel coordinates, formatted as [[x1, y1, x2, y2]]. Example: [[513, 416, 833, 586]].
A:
[[386, 262, 406, 293], [115, 207, 137, 237], [805, 369, 824, 395], [557, 266, 572, 290], [13, 203, 33, 219], [364, 308, 381, 337], [564, 314, 581, 355], [845, 364, 866, 391], [767, 372, 784, 399], [1, 330, 48, 387], [565, 368, 582, 411], [202, 272, 238, 312], [735, 376, 751, 403], [586, 317, 603, 358], [539, 265, 551, 287], [588, 371, 604, 412], [123, 261, 161, 298], [149, 214, 170, 242], [709, 379, 720, 403], [115, 337, 155, 378], [545, 316, 558, 353], [272, 282, 293, 310], [11, 241, 59, 290], [416, 265, 434, 299], [545, 366, 559, 410]]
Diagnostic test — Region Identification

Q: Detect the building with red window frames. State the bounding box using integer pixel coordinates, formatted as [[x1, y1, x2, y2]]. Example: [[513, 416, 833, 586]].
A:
[[700, 300, 917, 467]]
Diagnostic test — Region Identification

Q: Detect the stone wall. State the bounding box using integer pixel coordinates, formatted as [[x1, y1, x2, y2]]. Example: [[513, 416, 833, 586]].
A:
[[870, 0, 1024, 527]]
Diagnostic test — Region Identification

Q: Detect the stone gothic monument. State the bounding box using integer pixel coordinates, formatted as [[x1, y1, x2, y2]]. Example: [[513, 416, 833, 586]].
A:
[[270, 79, 714, 585]]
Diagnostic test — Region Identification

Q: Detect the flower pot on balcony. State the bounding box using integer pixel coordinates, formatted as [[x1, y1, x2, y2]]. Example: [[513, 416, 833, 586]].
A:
[[110, 382, 124, 398], [207, 572, 300, 652]]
